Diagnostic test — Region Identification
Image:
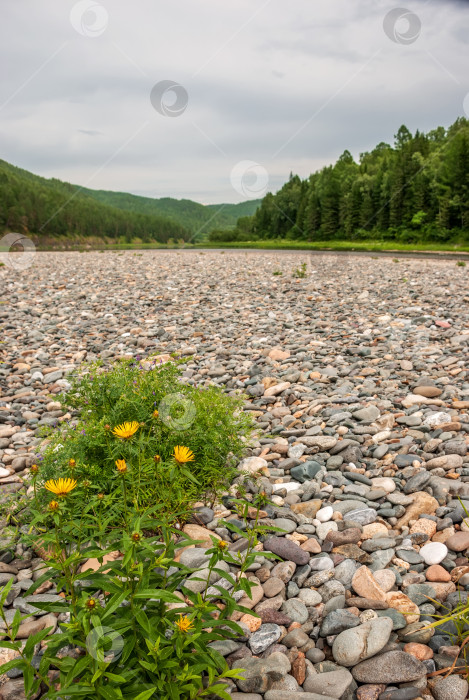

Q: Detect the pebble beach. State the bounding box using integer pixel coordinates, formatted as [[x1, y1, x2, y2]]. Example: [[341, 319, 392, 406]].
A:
[[1, 249, 469, 700]]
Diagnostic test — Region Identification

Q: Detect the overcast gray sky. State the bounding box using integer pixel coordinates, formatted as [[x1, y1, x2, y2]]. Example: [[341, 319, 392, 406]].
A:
[[0, 0, 467, 203]]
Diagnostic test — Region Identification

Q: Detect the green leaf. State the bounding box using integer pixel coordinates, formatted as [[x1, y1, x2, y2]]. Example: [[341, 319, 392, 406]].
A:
[[133, 589, 183, 603], [104, 671, 127, 682], [0, 658, 25, 675], [23, 664, 34, 694], [100, 685, 124, 700], [0, 579, 13, 607], [101, 590, 129, 620], [11, 609, 24, 640], [132, 689, 158, 700], [0, 640, 21, 651], [64, 654, 92, 686], [24, 626, 55, 656], [90, 668, 104, 684], [135, 609, 151, 635]]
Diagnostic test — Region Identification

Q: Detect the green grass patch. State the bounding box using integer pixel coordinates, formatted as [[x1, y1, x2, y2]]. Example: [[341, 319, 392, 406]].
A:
[[196, 239, 469, 254]]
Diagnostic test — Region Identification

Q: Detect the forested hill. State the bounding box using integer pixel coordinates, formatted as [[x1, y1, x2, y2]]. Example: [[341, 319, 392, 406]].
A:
[[210, 118, 469, 244], [83, 188, 261, 235], [0, 159, 261, 243], [0, 160, 190, 244]]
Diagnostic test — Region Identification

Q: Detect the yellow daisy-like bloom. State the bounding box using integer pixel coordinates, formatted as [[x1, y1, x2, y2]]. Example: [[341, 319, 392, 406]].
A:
[[172, 446, 195, 465], [30, 464, 39, 475], [175, 615, 194, 634], [115, 459, 127, 474], [69, 459, 76, 469], [154, 454, 161, 464], [152, 410, 159, 419], [85, 598, 97, 610], [112, 421, 140, 439], [44, 478, 77, 497], [48, 500, 59, 512], [217, 540, 228, 551], [131, 531, 142, 542]]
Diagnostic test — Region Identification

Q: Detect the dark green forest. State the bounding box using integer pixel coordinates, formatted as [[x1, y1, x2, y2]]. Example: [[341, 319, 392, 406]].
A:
[[84, 188, 261, 235], [0, 159, 260, 244], [210, 118, 469, 244]]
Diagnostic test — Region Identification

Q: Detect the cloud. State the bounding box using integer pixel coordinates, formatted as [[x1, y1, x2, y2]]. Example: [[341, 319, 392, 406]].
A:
[[0, 0, 466, 203]]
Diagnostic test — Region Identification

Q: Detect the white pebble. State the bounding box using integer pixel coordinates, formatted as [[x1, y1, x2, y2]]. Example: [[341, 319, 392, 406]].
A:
[[419, 541, 448, 565], [0, 467, 10, 478], [272, 482, 301, 493], [316, 506, 333, 523]]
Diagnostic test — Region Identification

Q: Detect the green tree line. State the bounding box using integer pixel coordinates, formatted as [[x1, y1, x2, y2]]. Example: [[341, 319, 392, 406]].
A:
[[0, 160, 190, 243], [210, 118, 469, 244], [0, 159, 261, 243]]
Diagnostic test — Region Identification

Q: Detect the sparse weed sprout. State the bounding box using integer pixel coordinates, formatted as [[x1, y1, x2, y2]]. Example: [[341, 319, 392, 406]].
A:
[[457, 260, 466, 267], [292, 261, 307, 278]]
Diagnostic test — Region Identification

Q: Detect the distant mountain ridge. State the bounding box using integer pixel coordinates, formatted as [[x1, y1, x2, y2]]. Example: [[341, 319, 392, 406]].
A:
[[0, 158, 261, 243], [83, 187, 261, 235]]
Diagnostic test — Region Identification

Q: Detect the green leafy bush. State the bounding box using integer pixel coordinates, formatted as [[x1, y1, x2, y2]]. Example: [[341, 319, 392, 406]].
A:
[[0, 485, 276, 699], [35, 356, 254, 523]]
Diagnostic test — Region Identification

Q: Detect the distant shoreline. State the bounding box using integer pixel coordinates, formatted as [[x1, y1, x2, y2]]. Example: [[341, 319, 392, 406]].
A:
[[3, 239, 469, 261]]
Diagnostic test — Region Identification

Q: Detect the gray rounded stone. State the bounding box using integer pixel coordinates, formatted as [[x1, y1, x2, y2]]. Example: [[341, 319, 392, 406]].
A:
[[249, 624, 282, 654], [351, 650, 427, 683], [433, 675, 469, 700], [332, 617, 393, 666], [281, 598, 309, 624]]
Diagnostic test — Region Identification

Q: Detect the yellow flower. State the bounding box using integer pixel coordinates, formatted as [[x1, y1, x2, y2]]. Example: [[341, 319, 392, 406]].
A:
[[30, 464, 39, 475], [172, 446, 195, 465], [97, 493, 105, 500], [44, 478, 77, 497], [154, 455, 161, 464], [48, 500, 59, 512], [152, 410, 159, 419], [85, 598, 97, 610], [69, 459, 76, 469], [115, 459, 127, 474], [112, 421, 140, 439], [131, 531, 142, 542], [217, 540, 228, 551], [175, 615, 194, 634]]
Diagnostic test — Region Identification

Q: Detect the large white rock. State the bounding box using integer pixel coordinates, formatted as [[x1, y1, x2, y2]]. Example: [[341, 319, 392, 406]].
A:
[[424, 411, 452, 427], [237, 457, 269, 474], [370, 477, 396, 494], [272, 482, 301, 493], [316, 506, 333, 523], [419, 542, 448, 566]]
